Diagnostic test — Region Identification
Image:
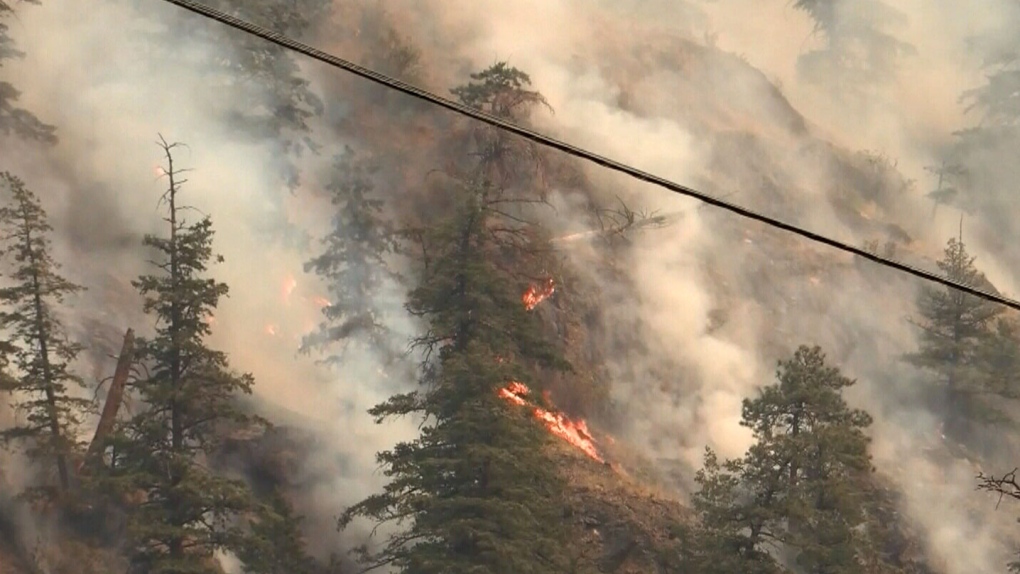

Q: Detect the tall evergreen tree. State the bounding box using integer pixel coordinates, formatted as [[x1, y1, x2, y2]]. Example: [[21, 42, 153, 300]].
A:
[[977, 314, 1020, 401], [690, 449, 787, 574], [959, 3, 1020, 137], [449, 62, 551, 191], [923, 160, 965, 217], [338, 180, 574, 574], [948, 2, 1020, 249], [110, 137, 261, 573], [694, 345, 876, 573], [302, 146, 398, 364], [236, 490, 320, 574], [145, 0, 327, 189], [0, 171, 89, 499], [907, 235, 1006, 439], [791, 0, 914, 102], [0, 0, 56, 144]]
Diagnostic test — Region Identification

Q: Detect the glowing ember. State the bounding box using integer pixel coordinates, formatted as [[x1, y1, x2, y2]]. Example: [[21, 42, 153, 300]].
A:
[[522, 278, 556, 311], [498, 381, 603, 462]]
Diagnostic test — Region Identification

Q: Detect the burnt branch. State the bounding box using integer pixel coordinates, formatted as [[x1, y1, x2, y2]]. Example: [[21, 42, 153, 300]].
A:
[[977, 468, 1020, 509]]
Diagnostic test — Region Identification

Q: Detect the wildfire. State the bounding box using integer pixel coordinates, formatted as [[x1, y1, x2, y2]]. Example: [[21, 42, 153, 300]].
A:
[[522, 278, 556, 311], [311, 296, 331, 308], [500, 277, 603, 461], [498, 381, 604, 463], [264, 324, 278, 336]]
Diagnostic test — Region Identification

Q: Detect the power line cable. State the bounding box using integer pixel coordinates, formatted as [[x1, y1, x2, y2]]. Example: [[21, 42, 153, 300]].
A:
[[160, 0, 1020, 312]]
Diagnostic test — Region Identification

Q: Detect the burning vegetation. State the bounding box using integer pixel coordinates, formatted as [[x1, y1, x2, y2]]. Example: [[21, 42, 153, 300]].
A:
[[522, 277, 556, 310], [5, 1, 1020, 571], [498, 381, 604, 462], [496, 279, 604, 462]]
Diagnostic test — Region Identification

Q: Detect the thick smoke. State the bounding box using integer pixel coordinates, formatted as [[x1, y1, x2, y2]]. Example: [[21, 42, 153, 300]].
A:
[[1, 0, 420, 561], [362, 1, 1020, 571], [4, 0, 1020, 571]]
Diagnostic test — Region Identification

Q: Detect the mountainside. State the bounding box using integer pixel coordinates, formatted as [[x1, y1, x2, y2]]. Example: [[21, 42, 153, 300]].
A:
[[3, 1, 1020, 573]]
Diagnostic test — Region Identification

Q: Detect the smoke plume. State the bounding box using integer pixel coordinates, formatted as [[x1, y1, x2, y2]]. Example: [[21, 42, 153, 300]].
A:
[[3, 0, 1020, 570]]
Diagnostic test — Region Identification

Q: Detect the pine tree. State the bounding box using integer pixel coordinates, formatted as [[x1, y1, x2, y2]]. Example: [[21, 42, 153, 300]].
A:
[[949, 2, 1020, 233], [907, 235, 1005, 439], [302, 146, 398, 364], [338, 181, 573, 574], [694, 345, 875, 574], [0, 0, 56, 144], [236, 490, 319, 574], [959, 3, 1020, 137], [449, 62, 551, 190], [691, 449, 787, 574], [791, 0, 914, 101], [147, 0, 327, 189], [0, 171, 90, 500], [977, 315, 1020, 401], [111, 137, 261, 573], [923, 161, 965, 217]]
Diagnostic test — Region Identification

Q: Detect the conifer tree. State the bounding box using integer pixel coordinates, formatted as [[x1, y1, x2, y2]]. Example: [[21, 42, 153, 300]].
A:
[[791, 0, 914, 101], [958, 3, 1020, 139], [0, 171, 89, 498], [694, 345, 875, 573], [338, 181, 573, 574], [690, 449, 787, 574], [236, 490, 319, 574], [148, 0, 327, 189], [907, 235, 1005, 438], [302, 146, 398, 364], [0, 0, 56, 144], [450, 62, 551, 190], [945, 3, 1020, 274], [111, 137, 261, 573], [977, 315, 1020, 401]]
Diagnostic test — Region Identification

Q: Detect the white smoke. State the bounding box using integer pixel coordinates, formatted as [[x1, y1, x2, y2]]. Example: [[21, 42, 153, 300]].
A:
[[3, 0, 1020, 571]]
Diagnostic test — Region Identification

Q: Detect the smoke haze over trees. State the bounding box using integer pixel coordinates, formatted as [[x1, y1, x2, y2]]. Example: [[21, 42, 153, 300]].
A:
[[4, 1, 1020, 573]]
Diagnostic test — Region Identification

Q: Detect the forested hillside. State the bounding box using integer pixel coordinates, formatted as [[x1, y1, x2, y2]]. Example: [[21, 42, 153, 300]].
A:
[[2, 1, 1020, 573]]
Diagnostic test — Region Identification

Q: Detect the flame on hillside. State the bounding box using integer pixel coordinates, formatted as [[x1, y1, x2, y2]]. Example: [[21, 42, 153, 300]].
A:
[[498, 381, 603, 462], [522, 278, 555, 310], [502, 279, 603, 461]]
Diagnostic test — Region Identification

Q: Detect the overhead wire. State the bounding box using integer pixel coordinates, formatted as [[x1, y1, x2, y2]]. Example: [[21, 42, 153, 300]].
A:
[[159, 0, 1020, 313]]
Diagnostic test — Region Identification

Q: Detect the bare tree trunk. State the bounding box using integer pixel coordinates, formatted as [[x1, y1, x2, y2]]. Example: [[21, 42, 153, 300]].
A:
[[84, 329, 135, 463]]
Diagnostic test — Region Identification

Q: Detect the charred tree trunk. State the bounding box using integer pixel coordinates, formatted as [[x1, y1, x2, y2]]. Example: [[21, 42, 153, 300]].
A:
[[84, 328, 135, 464]]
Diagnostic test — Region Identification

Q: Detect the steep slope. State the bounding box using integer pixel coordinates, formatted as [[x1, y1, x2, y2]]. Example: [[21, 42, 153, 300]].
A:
[[4, 3, 1019, 572]]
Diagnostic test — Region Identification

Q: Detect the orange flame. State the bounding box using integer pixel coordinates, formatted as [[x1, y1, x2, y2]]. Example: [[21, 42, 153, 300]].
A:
[[522, 278, 556, 311], [498, 381, 603, 462]]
